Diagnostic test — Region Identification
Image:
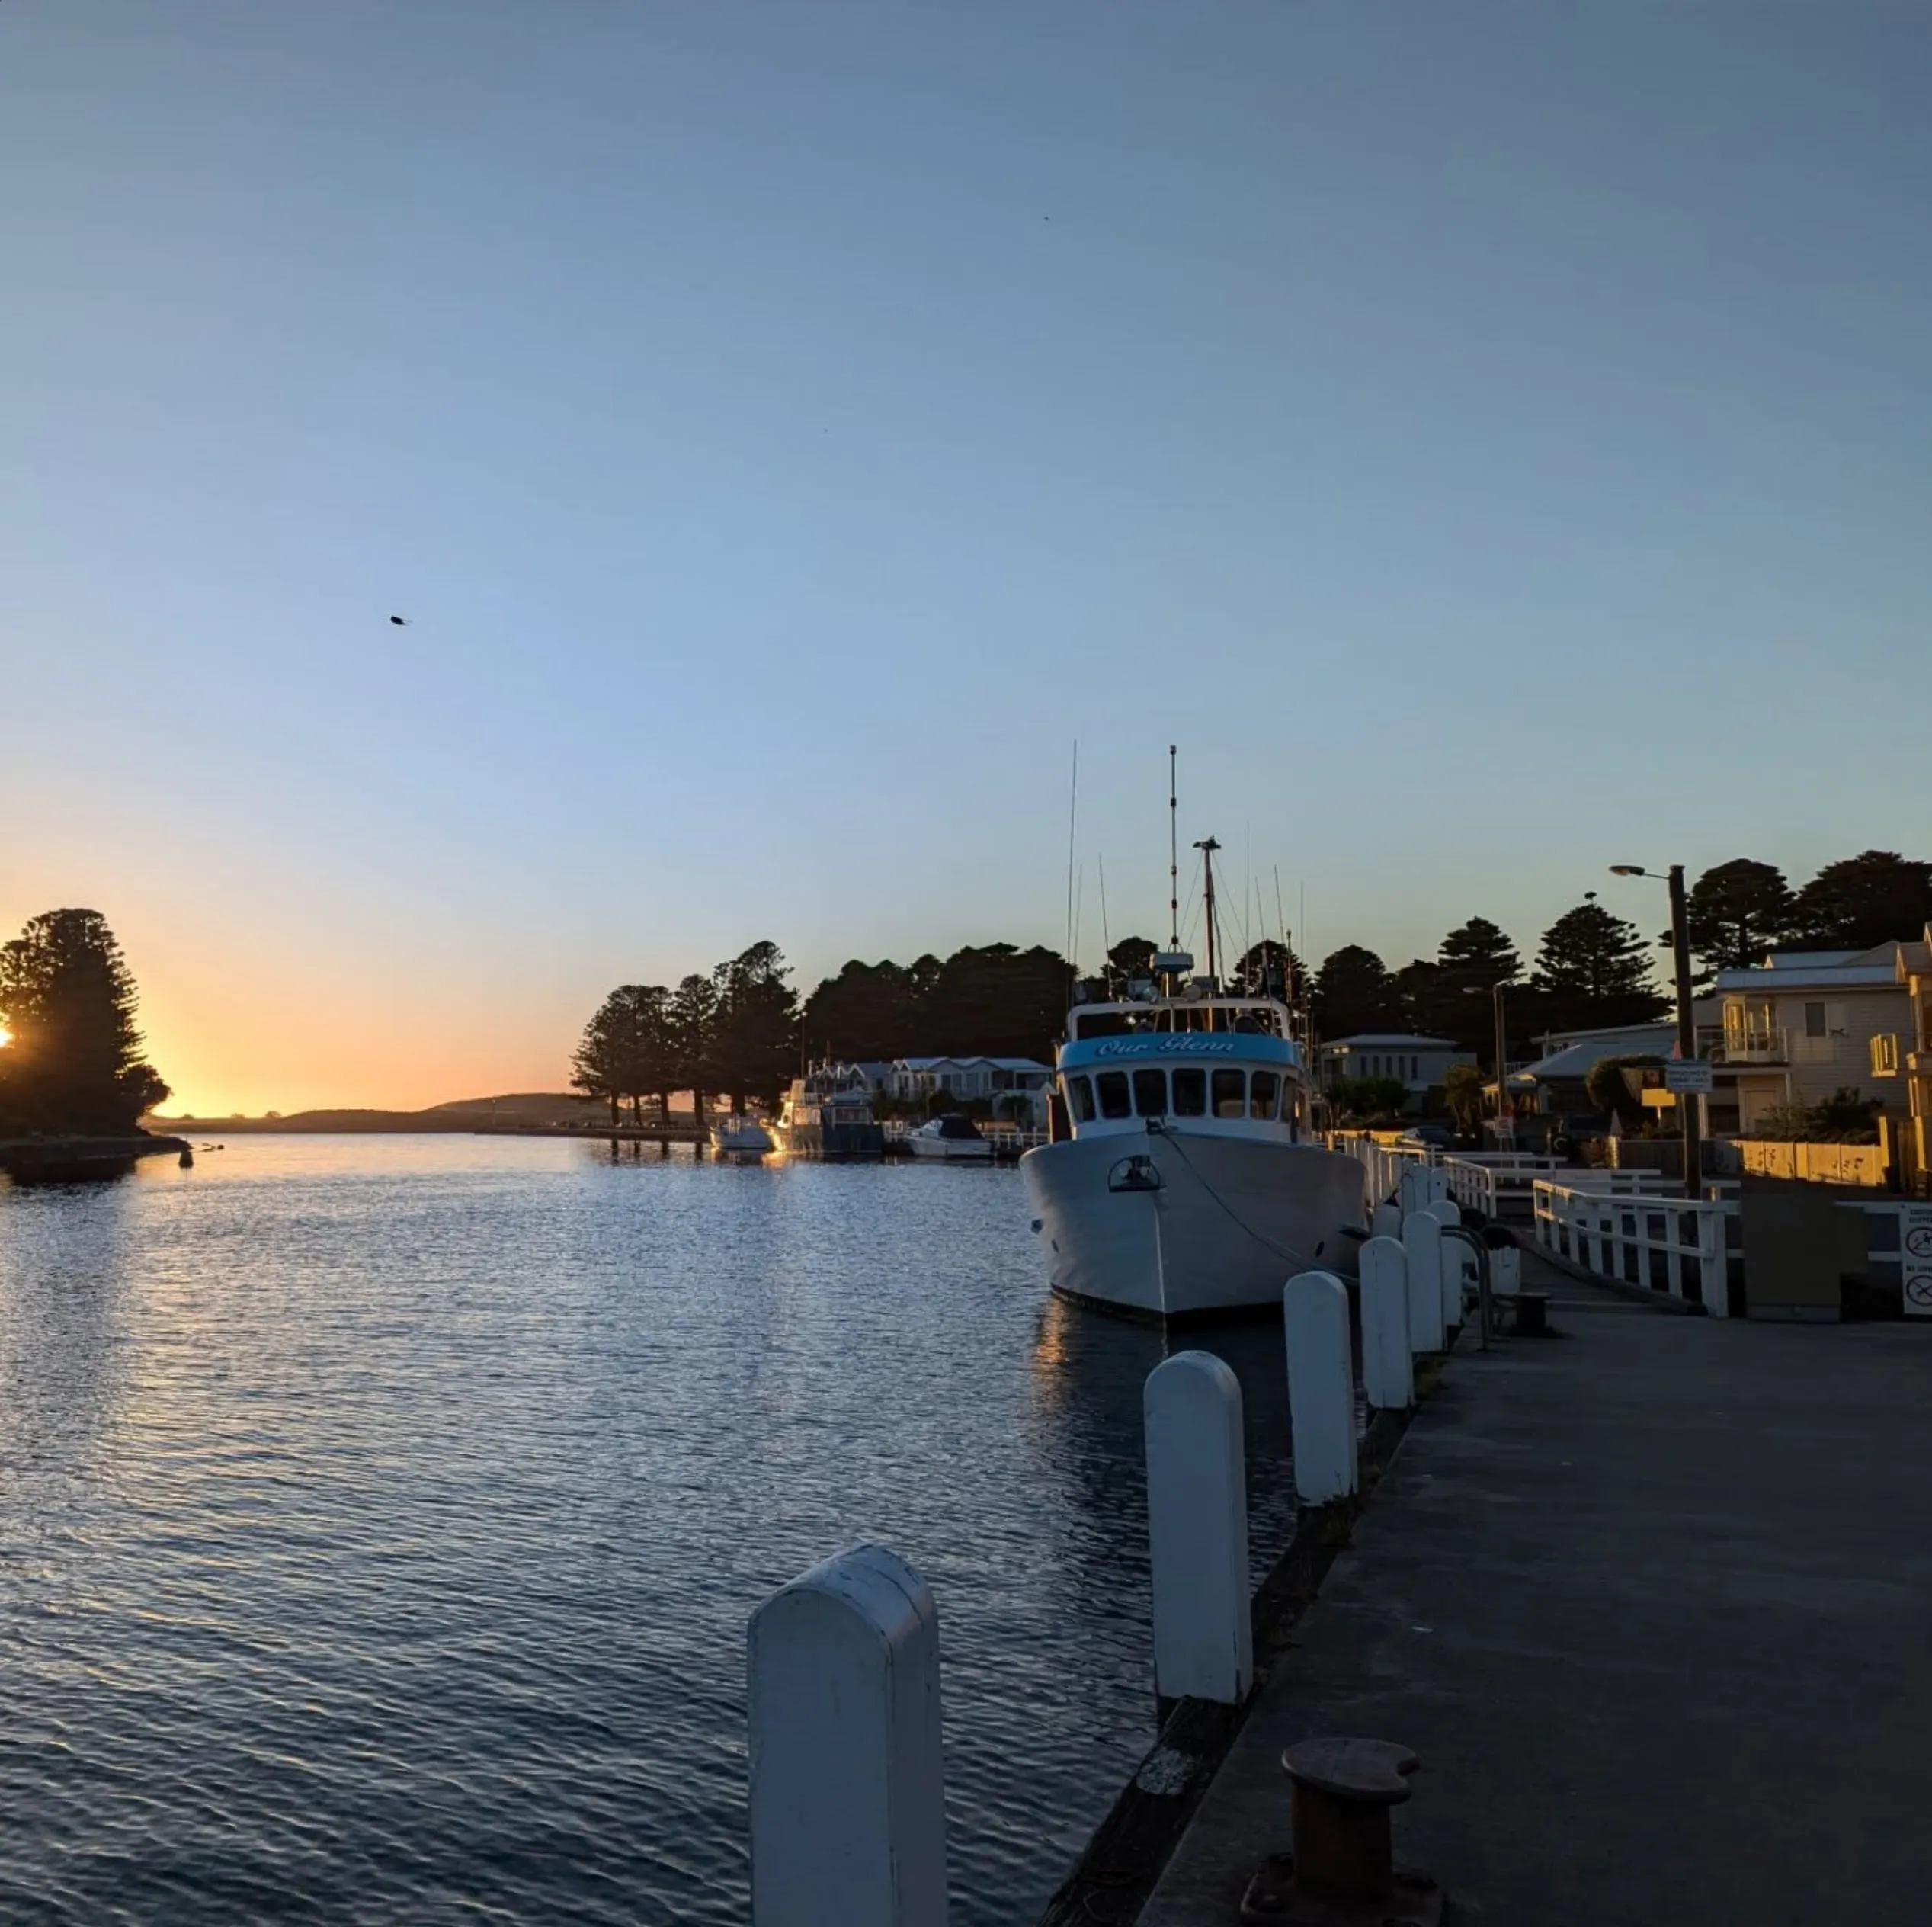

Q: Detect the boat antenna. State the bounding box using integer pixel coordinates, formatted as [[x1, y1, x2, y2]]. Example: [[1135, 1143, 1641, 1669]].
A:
[[1097, 853, 1111, 986], [1063, 739, 1079, 988], [1193, 835, 1222, 1001], [1168, 745, 1179, 952], [1274, 864, 1293, 1004]]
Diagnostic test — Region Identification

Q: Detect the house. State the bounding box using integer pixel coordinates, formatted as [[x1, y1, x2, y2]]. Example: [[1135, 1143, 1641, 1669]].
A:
[[1510, 1016, 1712, 1117], [1711, 946, 1917, 1136], [1319, 1035, 1473, 1114], [889, 1056, 1054, 1105], [1892, 926, 1932, 1194]]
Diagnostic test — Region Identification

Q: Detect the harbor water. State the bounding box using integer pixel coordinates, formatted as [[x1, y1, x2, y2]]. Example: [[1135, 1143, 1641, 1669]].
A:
[[0, 1136, 1300, 1924]]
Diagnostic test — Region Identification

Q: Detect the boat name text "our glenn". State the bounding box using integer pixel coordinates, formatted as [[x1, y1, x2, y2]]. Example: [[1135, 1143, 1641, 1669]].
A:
[[1088, 1036, 1243, 1059]]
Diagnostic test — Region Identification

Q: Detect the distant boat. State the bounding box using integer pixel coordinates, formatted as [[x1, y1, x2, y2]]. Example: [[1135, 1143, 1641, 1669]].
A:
[[710, 1116, 774, 1158], [772, 1066, 886, 1161], [905, 1114, 994, 1161]]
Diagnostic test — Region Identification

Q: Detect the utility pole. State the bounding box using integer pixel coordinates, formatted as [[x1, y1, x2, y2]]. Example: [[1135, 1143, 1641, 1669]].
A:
[[1668, 863, 1701, 1201]]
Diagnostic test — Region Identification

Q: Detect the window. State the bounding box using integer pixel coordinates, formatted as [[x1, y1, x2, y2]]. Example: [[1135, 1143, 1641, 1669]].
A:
[[1066, 1074, 1095, 1123], [1212, 1068, 1246, 1118], [1172, 1067, 1206, 1115], [1250, 1069, 1280, 1119], [1805, 1002, 1827, 1039], [1873, 1034, 1900, 1076], [1133, 1067, 1168, 1116], [1096, 1070, 1132, 1119]]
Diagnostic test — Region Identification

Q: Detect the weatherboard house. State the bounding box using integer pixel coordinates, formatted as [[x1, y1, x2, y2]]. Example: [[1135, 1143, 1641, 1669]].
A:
[[1318, 1035, 1472, 1113]]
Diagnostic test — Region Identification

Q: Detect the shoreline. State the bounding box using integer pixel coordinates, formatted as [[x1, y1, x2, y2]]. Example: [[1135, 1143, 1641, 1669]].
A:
[[0, 1133, 191, 1178]]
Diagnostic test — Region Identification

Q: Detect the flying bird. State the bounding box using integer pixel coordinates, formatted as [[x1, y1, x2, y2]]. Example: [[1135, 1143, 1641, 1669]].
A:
[[389, 615, 409, 626]]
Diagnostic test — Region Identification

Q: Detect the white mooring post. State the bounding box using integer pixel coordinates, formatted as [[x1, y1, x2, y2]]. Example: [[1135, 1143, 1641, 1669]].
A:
[[1284, 1271, 1359, 1505], [1357, 1236, 1414, 1411], [1372, 1199, 1403, 1242], [748, 1545, 948, 1927], [1144, 1351, 1253, 1704], [1402, 1210, 1447, 1354], [1425, 1197, 1467, 1330]]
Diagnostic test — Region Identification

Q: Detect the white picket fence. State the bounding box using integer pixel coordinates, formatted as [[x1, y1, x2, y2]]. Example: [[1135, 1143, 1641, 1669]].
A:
[[1532, 1179, 1734, 1316]]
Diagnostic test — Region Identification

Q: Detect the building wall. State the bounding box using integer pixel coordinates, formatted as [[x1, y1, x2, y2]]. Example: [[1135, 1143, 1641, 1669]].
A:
[[1720, 984, 1913, 1114]]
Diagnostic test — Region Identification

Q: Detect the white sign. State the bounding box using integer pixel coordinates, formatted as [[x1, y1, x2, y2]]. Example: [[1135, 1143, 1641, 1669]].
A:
[[1664, 1060, 1714, 1095], [1905, 1204, 1932, 1318]]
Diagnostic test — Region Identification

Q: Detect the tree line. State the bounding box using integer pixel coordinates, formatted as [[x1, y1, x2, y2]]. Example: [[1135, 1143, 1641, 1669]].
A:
[[1308, 848, 1932, 1068], [572, 939, 1075, 1121], [0, 909, 171, 1136]]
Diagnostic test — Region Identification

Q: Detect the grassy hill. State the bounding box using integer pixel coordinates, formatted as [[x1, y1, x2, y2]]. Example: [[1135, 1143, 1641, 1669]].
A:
[[151, 1092, 612, 1133]]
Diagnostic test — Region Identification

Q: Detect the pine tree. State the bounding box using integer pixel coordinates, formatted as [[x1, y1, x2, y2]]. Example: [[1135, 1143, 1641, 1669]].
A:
[[710, 942, 799, 1112], [1787, 851, 1932, 951], [0, 909, 170, 1134], [1531, 899, 1668, 1033], [1685, 859, 1793, 976], [1312, 945, 1402, 1040], [668, 974, 721, 1118]]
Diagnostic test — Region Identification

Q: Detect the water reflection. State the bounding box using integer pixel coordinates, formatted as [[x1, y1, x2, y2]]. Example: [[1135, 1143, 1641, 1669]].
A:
[[0, 1136, 1295, 1925]]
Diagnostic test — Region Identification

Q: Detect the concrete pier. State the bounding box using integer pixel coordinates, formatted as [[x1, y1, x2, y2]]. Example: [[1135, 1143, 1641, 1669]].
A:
[[1136, 1257, 1932, 1926]]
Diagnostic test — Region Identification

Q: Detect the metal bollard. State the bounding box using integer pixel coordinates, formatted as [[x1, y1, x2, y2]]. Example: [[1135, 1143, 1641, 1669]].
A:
[[1239, 1737, 1443, 1925]]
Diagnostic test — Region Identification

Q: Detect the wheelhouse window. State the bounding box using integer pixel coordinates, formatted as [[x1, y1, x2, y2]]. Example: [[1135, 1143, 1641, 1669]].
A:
[[1066, 1074, 1095, 1122], [1250, 1069, 1280, 1119], [1096, 1070, 1132, 1119], [1211, 1068, 1246, 1118], [1172, 1067, 1206, 1115], [1133, 1067, 1168, 1117]]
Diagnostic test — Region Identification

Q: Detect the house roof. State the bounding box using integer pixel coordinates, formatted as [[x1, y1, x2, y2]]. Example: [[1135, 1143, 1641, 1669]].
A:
[[1513, 1023, 1677, 1085], [1325, 1034, 1457, 1049], [985, 1056, 1051, 1072], [1714, 963, 1902, 993]]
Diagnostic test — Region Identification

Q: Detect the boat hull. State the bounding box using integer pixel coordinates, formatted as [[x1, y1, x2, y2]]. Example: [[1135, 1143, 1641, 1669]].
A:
[[1020, 1130, 1366, 1321], [905, 1138, 993, 1160], [776, 1122, 886, 1160]]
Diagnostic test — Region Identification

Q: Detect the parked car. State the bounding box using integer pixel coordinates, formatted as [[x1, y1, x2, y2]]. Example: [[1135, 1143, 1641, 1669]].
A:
[[1396, 1124, 1456, 1151]]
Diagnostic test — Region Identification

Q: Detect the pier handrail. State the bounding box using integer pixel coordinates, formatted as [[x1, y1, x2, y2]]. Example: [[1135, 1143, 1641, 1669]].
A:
[[1533, 1178, 1735, 1316]]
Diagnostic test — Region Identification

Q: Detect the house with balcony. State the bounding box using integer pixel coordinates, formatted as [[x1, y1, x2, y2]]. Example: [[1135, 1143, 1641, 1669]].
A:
[[1712, 946, 1918, 1136]]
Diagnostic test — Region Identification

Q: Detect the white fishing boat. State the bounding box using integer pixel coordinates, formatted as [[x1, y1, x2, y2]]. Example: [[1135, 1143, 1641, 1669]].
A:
[[904, 1114, 994, 1161], [710, 1115, 774, 1158], [1020, 783, 1366, 1322]]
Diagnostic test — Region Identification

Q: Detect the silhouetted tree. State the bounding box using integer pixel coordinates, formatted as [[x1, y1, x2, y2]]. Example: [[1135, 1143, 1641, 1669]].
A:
[[1531, 899, 1668, 1034], [1312, 945, 1402, 1040], [1412, 918, 1521, 1059], [710, 941, 799, 1112], [1104, 935, 1158, 997], [1232, 938, 1305, 1001], [1685, 859, 1793, 978], [572, 984, 674, 1127], [799, 960, 916, 1062], [0, 909, 169, 1134], [1786, 851, 1932, 951], [668, 974, 721, 1119]]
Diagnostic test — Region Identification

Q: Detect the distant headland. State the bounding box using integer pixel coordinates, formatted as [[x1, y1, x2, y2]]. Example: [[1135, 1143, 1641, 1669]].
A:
[[149, 1092, 607, 1134]]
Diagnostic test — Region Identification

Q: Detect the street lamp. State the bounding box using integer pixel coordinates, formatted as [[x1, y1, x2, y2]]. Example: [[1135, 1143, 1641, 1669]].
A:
[[1608, 864, 1700, 1200], [1462, 980, 1512, 1145]]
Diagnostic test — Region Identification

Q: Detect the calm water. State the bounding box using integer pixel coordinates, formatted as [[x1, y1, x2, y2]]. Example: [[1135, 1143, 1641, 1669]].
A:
[[0, 1136, 1300, 1925]]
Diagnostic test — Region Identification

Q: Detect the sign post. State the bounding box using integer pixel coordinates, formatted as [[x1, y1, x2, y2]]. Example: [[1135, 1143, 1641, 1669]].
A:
[[1904, 1205, 1932, 1319], [1663, 1060, 1715, 1096]]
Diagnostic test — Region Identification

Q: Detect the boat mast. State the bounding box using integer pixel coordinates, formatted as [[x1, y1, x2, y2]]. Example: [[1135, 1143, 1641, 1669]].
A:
[[1193, 835, 1222, 1026], [1168, 745, 1180, 952]]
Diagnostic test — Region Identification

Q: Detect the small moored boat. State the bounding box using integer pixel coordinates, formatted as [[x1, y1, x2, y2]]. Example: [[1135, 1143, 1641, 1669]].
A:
[[905, 1114, 994, 1161], [710, 1117, 774, 1158]]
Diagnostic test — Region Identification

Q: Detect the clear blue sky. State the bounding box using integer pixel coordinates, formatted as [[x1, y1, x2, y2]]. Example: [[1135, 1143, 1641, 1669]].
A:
[[3, 3, 1925, 1110]]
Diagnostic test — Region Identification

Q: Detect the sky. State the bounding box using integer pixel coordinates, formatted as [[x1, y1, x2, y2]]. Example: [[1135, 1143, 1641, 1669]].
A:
[[3, 4, 1927, 1115]]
